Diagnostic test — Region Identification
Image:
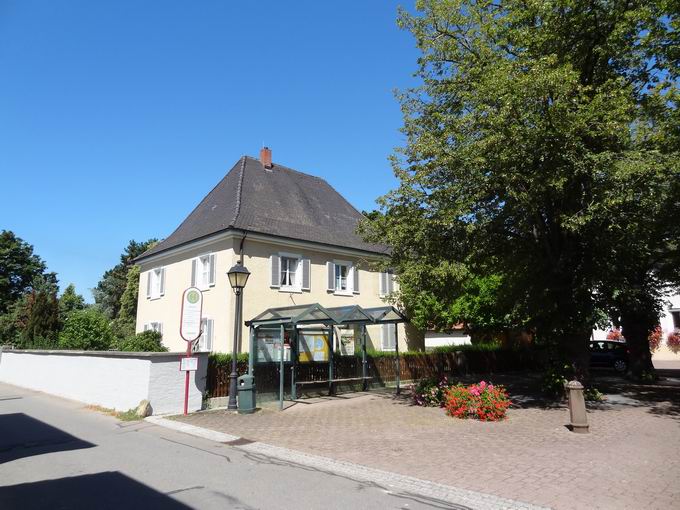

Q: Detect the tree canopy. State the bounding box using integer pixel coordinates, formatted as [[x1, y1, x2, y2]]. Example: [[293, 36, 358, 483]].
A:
[[93, 239, 156, 319], [361, 0, 679, 378], [0, 230, 50, 314]]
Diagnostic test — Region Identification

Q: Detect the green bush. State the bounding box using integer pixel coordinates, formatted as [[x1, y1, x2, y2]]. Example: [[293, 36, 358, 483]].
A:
[[431, 343, 503, 354], [117, 330, 167, 352], [540, 364, 570, 398], [209, 352, 249, 367], [412, 376, 453, 406], [110, 317, 136, 341], [21, 335, 60, 350], [58, 308, 113, 350]]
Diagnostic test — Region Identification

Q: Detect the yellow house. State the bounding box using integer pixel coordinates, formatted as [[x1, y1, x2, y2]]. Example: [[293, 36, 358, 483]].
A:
[[134, 148, 422, 354]]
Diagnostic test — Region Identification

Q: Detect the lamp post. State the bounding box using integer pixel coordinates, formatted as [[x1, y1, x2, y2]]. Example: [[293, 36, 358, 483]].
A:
[[227, 261, 250, 410]]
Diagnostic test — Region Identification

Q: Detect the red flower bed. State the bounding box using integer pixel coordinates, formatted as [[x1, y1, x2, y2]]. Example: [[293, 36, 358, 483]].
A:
[[667, 330, 680, 354], [444, 381, 511, 421], [607, 329, 624, 341], [648, 326, 662, 352]]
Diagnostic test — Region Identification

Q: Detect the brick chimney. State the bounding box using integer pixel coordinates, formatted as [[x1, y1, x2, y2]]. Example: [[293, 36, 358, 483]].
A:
[[260, 147, 273, 169]]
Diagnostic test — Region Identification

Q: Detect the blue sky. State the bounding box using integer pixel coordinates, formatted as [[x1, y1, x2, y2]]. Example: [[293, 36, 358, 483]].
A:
[[0, 1, 419, 302]]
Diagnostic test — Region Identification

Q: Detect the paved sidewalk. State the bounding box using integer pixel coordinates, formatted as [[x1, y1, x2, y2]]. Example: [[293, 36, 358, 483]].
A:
[[148, 415, 546, 510], [172, 375, 680, 510]]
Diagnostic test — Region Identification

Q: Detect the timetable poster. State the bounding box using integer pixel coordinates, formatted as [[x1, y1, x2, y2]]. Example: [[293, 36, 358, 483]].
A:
[[298, 332, 329, 363]]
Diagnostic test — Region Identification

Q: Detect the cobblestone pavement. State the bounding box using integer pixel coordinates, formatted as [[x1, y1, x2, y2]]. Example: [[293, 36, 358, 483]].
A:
[[173, 374, 680, 510]]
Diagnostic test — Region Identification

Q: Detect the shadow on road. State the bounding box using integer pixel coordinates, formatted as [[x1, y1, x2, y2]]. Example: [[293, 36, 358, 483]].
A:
[[0, 413, 95, 463], [0, 471, 191, 510]]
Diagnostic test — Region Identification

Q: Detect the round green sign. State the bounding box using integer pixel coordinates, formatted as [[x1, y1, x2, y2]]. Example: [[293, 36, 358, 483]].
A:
[[187, 290, 200, 304]]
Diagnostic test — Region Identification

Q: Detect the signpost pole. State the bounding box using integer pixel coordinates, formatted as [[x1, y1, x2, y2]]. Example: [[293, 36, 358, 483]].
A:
[[328, 325, 334, 396], [291, 326, 297, 401], [179, 286, 203, 417], [279, 324, 284, 411], [183, 341, 191, 415], [394, 324, 400, 396], [362, 324, 367, 391]]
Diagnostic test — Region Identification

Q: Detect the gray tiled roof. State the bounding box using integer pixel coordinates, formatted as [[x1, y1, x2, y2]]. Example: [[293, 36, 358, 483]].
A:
[[137, 156, 389, 260]]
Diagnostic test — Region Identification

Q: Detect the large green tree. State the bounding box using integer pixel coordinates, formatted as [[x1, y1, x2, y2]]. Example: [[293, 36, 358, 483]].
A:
[[58, 283, 86, 319], [93, 239, 156, 319], [0, 230, 48, 314], [361, 0, 679, 379]]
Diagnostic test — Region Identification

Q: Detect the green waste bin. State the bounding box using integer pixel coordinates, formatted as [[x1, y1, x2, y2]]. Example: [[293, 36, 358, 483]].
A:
[[237, 374, 256, 414]]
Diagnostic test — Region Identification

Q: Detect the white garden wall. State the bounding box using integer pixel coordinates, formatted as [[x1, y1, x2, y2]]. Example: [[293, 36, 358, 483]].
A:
[[0, 349, 208, 415]]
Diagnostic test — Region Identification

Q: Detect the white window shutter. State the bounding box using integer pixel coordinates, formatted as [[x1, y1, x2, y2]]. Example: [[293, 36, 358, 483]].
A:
[[206, 319, 213, 351], [157, 322, 163, 336], [327, 262, 336, 291], [208, 254, 216, 286], [143, 323, 149, 332], [352, 266, 359, 294], [270, 255, 281, 288], [379, 272, 387, 297], [389, 323, 396, 350], [191, 259, 197, 287], [146, 272, 152, 299], [381, 324, 387, 350], [159, 268, 166, 296], [301, 258, 311, 291], [387, 270, 394, 294]]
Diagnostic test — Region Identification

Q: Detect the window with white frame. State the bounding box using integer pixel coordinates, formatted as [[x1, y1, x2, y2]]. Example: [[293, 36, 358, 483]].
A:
[[381, 323, 396, 351], [192, 253, 215, 290], [280, 256, 299, 289], [672, 310, 680, 330], [271, 253, 309, 292], [327, 260, 356, 295], [144, 322, 163, 336], [146, 267, 165, 299], [193, 318, 213, 352], [335, 263, 349, 291]]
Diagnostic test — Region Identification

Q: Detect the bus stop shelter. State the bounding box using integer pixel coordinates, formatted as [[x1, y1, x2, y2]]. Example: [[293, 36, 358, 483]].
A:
[[244, 304, 407, 409]]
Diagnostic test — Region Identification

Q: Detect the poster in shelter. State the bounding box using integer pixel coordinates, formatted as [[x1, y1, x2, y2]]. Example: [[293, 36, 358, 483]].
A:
[[298, 332, 329, 363], [256, 329, 282, 362], [339, 330, 355, 356]]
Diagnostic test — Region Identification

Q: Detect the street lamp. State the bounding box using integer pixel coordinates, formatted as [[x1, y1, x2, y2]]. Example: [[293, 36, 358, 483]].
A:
[[227, 261, 250, 410]]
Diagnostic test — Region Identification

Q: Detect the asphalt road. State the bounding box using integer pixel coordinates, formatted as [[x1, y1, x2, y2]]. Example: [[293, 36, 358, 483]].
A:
[[0, 383, 454, 510]]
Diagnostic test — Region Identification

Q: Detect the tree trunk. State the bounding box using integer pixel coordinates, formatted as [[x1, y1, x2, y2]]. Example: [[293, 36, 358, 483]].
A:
[[559, 329, 592, 382], [620, 309, 656, 379]]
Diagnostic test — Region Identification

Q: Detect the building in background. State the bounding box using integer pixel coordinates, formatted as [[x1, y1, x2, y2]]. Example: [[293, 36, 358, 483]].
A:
[[134, 148, 422, 353]]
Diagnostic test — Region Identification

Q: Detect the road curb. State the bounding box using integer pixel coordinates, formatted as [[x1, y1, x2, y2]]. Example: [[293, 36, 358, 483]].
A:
[[145, 415, 241, 443], [146, 415, 549, 510]]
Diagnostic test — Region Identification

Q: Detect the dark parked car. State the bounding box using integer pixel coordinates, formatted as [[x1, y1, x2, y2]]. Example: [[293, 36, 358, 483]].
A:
[[589, 340, 629, 372]]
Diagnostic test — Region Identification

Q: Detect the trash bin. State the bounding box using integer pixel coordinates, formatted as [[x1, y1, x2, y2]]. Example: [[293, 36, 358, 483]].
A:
[[237, 374, 256, 414]]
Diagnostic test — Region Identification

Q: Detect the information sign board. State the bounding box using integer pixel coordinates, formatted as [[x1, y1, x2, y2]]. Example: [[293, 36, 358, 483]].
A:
[[180, 287, 203, 342], [180, 357, 198, 372]]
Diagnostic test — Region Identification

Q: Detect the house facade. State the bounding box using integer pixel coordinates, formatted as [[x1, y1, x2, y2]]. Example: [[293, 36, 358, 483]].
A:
[[592, 292, 680, 361], [135, 149, 421, 354]]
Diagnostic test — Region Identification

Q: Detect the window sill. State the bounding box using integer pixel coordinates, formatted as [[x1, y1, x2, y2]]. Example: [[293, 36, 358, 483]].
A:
[[148, 296, 163, 301], [279, 287, 302, 294], [333, 290, 354, 297]]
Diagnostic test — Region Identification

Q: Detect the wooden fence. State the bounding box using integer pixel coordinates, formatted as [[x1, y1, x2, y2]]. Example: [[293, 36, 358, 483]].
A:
[[206, 348, 547, 399]]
